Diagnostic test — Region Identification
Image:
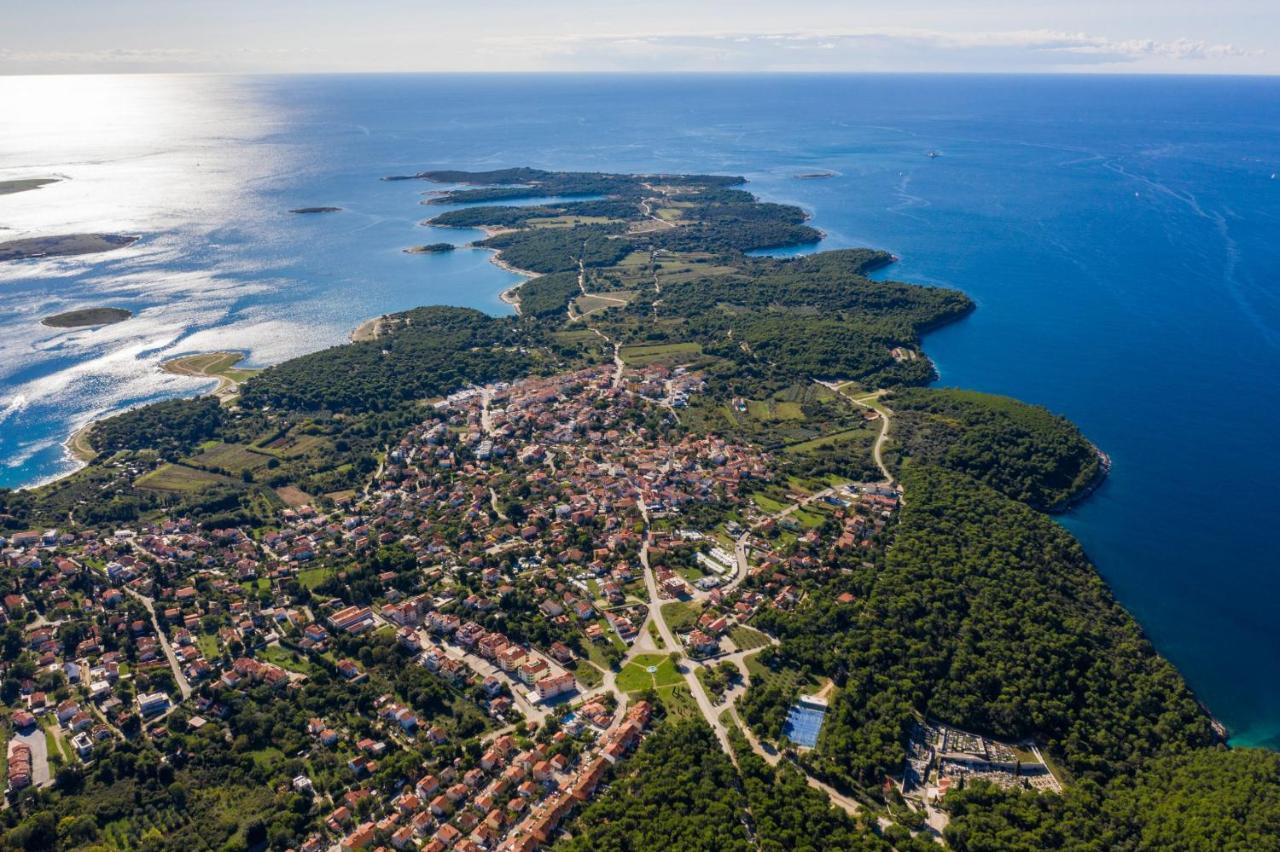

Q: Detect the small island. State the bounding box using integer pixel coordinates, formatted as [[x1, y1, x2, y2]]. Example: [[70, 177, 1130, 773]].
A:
[[0, 233, 139, 262], [0, 177, 60, 196], [41, 307, 132, 328], [403, 242, 456, 254], [289, 206, 342, 214]]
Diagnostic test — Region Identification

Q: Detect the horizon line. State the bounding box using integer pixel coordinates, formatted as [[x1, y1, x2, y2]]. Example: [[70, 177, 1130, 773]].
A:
[[3, 68, 1279, 79]]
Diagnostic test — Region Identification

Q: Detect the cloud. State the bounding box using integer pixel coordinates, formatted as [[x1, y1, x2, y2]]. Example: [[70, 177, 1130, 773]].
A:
[[481, 27, 1259, 72], [0, 27, 1260, 74]]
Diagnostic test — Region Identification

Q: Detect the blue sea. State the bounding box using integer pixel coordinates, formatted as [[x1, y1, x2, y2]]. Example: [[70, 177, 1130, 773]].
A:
[[2, 73, 1278, 747]]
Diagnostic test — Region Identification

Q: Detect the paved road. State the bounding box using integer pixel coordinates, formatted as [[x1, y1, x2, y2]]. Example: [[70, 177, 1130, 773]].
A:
[[638, 527, 735, 757], [123, 587, 192, 700]]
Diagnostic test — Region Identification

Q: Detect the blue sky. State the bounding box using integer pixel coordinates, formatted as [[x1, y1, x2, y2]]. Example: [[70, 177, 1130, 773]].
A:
[[2, 0, 1274, 75]]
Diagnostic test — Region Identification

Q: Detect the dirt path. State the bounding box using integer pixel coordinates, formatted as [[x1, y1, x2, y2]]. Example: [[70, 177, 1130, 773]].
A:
[[821, 381, 895, 485]]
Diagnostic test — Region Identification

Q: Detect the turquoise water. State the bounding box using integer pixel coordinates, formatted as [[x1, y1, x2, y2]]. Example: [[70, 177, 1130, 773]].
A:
[[3, 73, 1279, 746]]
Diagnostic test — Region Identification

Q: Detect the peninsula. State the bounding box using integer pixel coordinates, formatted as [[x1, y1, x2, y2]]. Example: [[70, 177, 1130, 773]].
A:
[[403, 242, 456, 254], [1, 168, 1275, 851]]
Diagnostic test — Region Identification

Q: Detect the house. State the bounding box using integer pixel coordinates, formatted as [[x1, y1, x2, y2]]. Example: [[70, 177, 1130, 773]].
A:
[[136, 692, 170, 718]]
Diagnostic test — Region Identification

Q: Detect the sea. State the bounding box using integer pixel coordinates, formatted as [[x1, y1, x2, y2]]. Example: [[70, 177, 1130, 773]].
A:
[[2, 73, 1278, 747]]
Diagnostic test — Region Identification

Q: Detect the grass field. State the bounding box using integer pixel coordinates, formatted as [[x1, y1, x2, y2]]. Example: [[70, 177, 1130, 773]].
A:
[[654, 683, 701, 721], [527, 215, 617, 229], [135, 463, 231, 493], [744, 651, 820, 704], [295, 566, 335, 590], [570, 660, 604, 689], [783, 426, 875, 455], [751, 492, 789, 514], [616, 654, 683, 693], [258, 643, 312, 675], [661, 600, 703, 633], [746, 400, 805, 421], [196, 632, 221, 660], [728, 624, 771, 652], [619, 341, 702, 366], [574, 291, 636, 317], [249, 746, 286, 771]]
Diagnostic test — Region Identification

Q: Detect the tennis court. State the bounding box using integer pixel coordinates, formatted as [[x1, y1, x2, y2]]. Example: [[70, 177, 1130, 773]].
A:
[[782, 698, 827, 748]]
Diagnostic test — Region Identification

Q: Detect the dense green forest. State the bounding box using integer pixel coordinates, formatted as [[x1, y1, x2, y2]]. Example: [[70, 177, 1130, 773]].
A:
[[514, 271, 583, 319], [887, 388, 1103, 510], [747, 465, 1215, 789], [478, 224, 631, 274], [239, 306, 534, 413], [945, 749, 1280, 851], [557, 720, 752, 851], [89, 396, 224, 458]]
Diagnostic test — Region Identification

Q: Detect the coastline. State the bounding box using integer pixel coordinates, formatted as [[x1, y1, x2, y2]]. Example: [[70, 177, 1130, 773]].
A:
[[159, 350, 252, 401], [65, 423, 98, 464], [351, 315, 386, 342]]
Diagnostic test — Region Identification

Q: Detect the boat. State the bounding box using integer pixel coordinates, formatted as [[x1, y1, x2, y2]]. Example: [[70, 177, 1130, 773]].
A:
[[927, 151, 941, 159]]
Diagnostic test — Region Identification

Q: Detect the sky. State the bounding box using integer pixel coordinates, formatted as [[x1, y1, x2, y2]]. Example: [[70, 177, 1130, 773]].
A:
[[1, 0, 1276, 76]]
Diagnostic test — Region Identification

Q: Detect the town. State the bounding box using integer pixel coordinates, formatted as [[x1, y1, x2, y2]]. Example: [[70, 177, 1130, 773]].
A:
[[0, 357, 1045, 849]]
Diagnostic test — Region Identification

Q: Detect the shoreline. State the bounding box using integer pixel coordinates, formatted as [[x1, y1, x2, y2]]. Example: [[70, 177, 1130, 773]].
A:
[[65, 423, 98, 464], [351, 315, 386, 342], [159, 350, 251, 401]]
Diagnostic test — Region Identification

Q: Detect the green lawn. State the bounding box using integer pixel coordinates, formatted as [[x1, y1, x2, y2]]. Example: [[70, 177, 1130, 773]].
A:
[[196, 632, 221, 660], [751, 492, 788, 514], [654, 684, 701, 721], [249, 747, 286, 771], [744, 651, 820, 700], [616, 654, 683, 693]]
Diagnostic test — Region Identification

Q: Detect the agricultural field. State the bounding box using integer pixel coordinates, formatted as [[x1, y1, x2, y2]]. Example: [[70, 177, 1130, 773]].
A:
[[274, 485, 314, 507], [134, 463, 231, 493], [253, 430, 328, 459], [618, 341, 702, 366], [185, 442, 271, 474]]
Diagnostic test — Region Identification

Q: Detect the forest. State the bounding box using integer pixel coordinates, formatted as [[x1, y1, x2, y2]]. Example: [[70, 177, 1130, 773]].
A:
[[238, 306, 533, 414], [747, 465, 1216, 790], [944, 748, 1280, 851], [886, 388, 1103, 510]]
